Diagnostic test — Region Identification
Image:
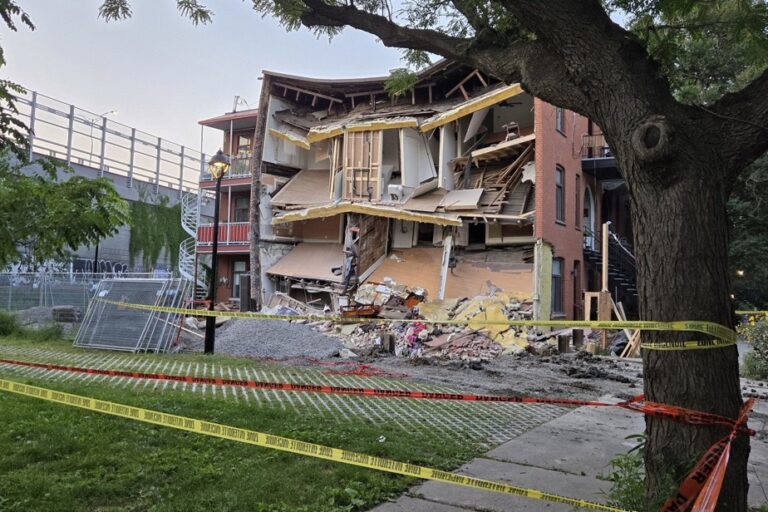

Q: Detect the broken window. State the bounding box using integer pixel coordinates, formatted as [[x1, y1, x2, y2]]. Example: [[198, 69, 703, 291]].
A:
[[552, 257, 564, 314], [343, 131, 382, 200], [555, 165, 565, 223]]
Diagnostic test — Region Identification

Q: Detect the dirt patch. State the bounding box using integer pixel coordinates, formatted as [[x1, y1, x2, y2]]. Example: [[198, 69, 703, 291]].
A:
[[364, 350, 643, 401]]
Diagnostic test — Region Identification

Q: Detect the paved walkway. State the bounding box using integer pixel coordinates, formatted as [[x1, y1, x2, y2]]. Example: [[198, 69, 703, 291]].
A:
[[372, 398, 768, 511]]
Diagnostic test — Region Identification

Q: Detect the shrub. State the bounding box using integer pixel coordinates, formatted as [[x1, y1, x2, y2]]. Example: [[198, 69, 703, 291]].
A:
[[738, 313, 768, 380], [0, 310, 19, 336]]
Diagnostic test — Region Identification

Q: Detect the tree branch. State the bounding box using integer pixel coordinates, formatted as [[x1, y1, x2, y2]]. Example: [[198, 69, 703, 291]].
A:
[[708, 68, 768, 177], [299, 0, 589, 113], [300, 0, 469, 59]]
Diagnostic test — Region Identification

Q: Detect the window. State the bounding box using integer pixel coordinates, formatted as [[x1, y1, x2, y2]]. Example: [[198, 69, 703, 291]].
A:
[[555, 107, 565, 133], [552, 257, 564, 314], [234, 196, 249, 223], [232, 261, 247, 299], [237, 135, 252, 156], [555, 166, 565, 224], [575, 175, 581, 229]]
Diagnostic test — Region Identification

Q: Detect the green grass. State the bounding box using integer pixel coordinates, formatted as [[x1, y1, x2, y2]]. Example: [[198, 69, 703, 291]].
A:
[[0, 347, 481, 512]]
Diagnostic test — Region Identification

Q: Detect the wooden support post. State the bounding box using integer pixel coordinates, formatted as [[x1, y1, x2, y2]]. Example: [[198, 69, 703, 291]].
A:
[[601, 221, 610, 292], [557, 334, 569, 354], [599, 221, 612, 349], [573, 329, 584, 349], [598, 290, 612, 349], [437, 235, 452, 300]]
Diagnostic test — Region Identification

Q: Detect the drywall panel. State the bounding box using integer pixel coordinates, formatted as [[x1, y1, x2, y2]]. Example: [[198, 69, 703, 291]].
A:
[[438, 124, 457, 190], [400, 128, 436, 189], [392, 219, 416, 249], [264, 96, 308, 168]]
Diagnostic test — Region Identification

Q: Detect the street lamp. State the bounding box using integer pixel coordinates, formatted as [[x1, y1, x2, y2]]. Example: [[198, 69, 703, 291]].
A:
[[204, 149, 231, 354], [88, 109, 118, 167]]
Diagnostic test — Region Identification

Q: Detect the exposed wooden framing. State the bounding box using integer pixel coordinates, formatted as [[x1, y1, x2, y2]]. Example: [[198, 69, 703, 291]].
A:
[[583, 291, 601, 320], [420, 84, 524, 132], [274, 82, 343, 108], [445, 69, 486, 100], [345, 89, 387, 98], [620, 331, 642, 358]]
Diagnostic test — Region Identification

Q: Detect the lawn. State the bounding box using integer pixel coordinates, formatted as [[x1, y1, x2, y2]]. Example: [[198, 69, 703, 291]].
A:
[[0, 336, 482, 512]]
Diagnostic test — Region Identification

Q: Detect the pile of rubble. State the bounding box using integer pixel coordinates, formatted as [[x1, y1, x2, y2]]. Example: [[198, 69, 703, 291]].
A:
[[323, 285, 542, 364]]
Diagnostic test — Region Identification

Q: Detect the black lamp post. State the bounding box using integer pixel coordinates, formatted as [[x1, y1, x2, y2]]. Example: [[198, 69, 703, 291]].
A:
[[204, 149, 231, 354]]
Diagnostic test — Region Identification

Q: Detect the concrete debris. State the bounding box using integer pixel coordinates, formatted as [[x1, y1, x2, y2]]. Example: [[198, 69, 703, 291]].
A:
[[319, 286, 538, 363]]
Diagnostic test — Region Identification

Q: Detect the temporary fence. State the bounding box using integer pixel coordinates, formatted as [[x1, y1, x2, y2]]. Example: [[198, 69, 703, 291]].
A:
[[73, 278, 189, 353], [0, 272, 161, 313]]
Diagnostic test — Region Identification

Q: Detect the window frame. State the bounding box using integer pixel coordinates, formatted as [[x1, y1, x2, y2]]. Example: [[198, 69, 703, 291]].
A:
[[555, 165, 565, 224], [552, 257, 564, 315], [555, 107, 565, 134], [233, 195, 249, 223], [575, 174, 581, 230]]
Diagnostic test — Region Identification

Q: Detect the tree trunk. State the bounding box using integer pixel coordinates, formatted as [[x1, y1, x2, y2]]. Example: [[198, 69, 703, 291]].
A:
[[618, 132, 749, 509]]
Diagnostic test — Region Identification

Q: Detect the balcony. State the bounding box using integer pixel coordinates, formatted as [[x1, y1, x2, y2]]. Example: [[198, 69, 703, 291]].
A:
[[581, 134, 613, 159], [196, 222, 250, 245], [581, 133, 620, 178], [200, 154, 253, 182]]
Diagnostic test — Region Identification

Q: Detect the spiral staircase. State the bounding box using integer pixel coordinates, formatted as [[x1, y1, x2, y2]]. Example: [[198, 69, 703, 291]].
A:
[[179, 192, 208, 299]]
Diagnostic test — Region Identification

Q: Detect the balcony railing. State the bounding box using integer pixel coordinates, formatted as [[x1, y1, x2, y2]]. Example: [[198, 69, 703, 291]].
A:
[[581, 133, 613, 159], [196, 222, 250, 245], [200, 154, 253, 181]]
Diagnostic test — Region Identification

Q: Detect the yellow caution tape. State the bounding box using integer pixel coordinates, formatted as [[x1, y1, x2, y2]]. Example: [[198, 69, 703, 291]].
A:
[[0, 378, 629, 512], [96, 299, 737, 350], [736, 310, 768, 316]]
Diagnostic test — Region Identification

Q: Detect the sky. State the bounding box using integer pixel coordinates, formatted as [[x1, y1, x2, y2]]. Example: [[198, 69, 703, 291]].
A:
[[2, 0, 404, 155]]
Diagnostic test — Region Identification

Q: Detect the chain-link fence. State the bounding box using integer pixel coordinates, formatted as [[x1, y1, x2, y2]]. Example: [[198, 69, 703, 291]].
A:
[[74, 278, 189, 353], [0, 272, 166, 313]]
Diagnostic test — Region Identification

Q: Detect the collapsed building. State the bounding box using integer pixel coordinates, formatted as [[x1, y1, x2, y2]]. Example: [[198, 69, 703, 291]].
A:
[[193, 60, 636, 322]]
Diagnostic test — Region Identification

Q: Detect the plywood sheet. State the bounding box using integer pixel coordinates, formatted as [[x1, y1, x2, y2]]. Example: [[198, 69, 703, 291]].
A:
[[440, 188, 484, 211], [267, 243, 343, 283], [271, 169, 331, 207], [403, 189, 447, 213]]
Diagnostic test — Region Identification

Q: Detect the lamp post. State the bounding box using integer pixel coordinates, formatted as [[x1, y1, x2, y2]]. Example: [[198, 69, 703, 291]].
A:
[[204, 149, 231, 354]]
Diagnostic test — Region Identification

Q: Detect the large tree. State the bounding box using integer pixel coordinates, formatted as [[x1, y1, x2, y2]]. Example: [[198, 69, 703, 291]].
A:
[[98, 0, 768, 508]]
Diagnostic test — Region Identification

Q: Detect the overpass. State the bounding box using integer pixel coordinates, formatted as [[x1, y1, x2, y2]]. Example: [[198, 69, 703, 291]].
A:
[[12, 89, 210, 274]]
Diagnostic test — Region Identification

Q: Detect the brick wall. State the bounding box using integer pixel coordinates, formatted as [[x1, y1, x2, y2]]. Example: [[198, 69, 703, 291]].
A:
[[534, 99, 590, 319]]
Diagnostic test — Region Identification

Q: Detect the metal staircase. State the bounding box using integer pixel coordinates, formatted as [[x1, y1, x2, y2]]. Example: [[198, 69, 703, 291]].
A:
[[584, 227, 638, 317], [179, 192, 208, 299]]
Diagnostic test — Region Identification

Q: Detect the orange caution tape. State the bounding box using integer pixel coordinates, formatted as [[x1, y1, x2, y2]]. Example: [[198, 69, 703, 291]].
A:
[[660, 399, 754, 512]]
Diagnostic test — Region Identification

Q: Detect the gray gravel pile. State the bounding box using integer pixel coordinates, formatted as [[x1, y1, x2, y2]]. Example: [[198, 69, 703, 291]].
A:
[[184, 318, 342, 359]]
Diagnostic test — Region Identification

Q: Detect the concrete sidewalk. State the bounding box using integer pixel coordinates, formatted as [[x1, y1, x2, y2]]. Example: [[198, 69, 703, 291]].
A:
[[372, 397, 768, 511]]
